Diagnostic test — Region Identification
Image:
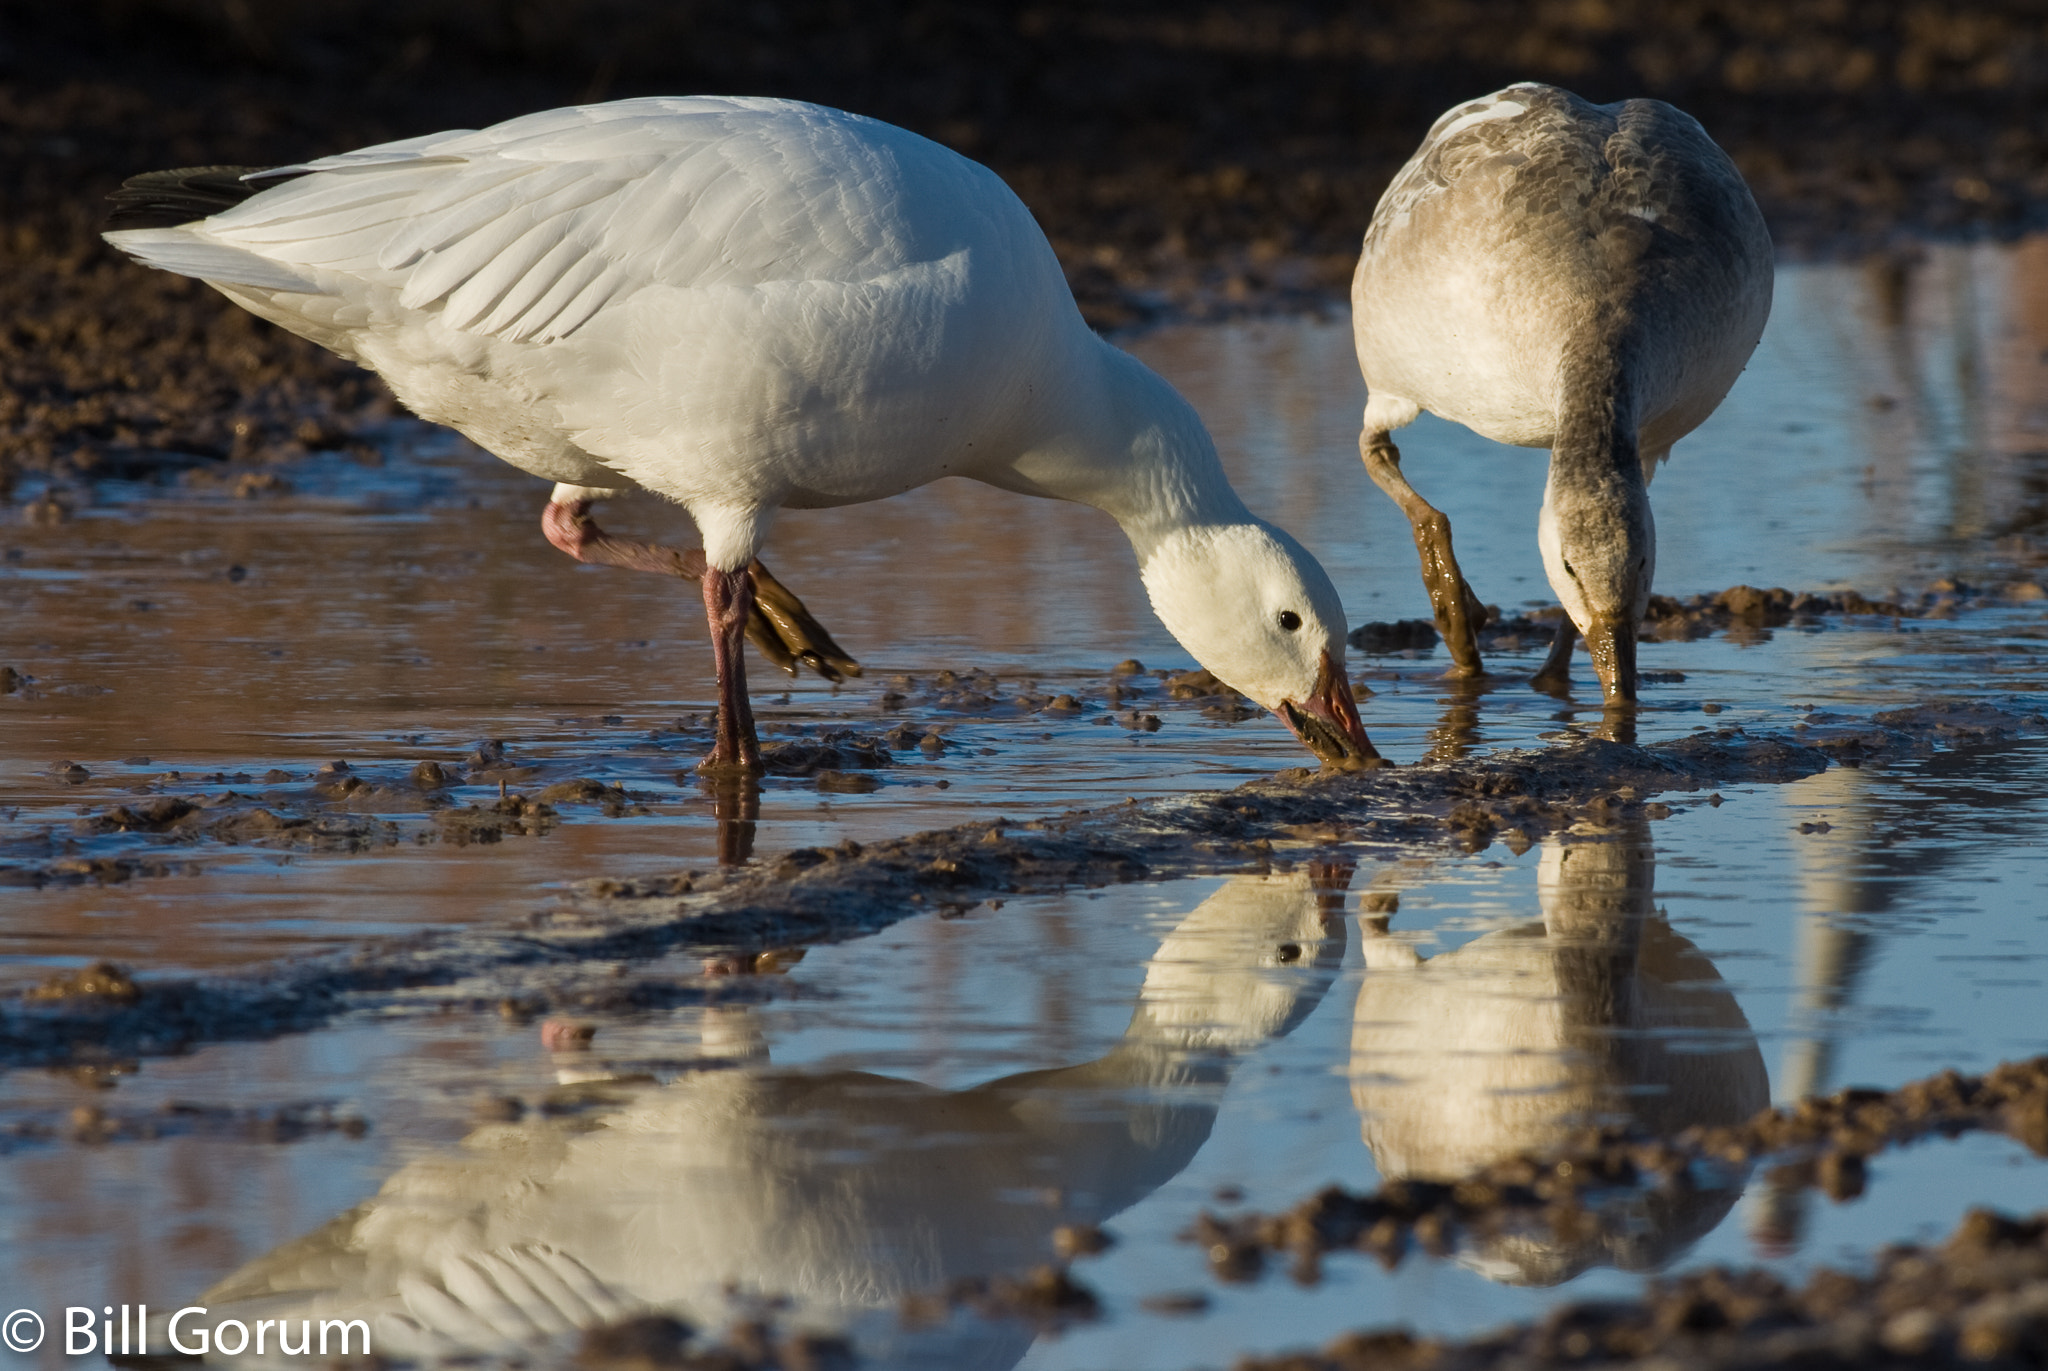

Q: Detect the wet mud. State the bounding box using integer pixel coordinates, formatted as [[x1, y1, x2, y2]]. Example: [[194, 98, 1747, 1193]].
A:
[[7, 697, 2041, 1072], [1354, 578, 2048, 660], [9, 2, 2048, 492], [573, 1314, 856, 1371], [1185, 1056, 2048, 1286], [7, 579, 2036, 899], [1235, 1201, 2048, 1371]]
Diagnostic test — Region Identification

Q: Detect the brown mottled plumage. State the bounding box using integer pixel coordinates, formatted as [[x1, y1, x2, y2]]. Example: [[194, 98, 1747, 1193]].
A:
[[1352, 83, 1774, 702]]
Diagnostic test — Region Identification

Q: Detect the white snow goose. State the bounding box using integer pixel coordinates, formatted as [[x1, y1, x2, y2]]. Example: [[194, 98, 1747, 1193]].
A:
[[1351, 83, 1773, 702], [105, 96, 1377, 772]]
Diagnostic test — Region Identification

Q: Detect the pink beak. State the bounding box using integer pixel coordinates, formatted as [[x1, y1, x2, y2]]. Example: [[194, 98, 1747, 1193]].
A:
[[1277, 650, 1385, 770]]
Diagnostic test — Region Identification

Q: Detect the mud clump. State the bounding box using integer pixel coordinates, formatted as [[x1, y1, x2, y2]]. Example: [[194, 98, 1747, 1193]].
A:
[[758, 730, 893, 776], [1360, 580, 2048, 671], [9, 1098, 369, 1150], [1236, 1203, 2048, 1371], [24, 960, 139, 1003], [209, 807, 404, 851], [1052, 1222, 1116, 1259], [0, 854, 199, 887], [574, 1315, 693, 1370], [433, 793, 557, 845], [538, 777, 641, 815], [71, 796, 199, 834], [1183, 1057, 2048, 1284], [1164, 668, 1242, 699], [574, 1313, 854, 1371], [1350, 620, 1444, 655], [902, 1264, 1102, 1331]]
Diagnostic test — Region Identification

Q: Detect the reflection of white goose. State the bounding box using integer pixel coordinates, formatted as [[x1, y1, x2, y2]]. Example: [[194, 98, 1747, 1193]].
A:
[[178, 868, 1348, 1367], [103, 98, 1376, 773], [1351, 829, 1766, 1284], [1746, 765, 1881, 1254], [1352, 83, 1773, 698]]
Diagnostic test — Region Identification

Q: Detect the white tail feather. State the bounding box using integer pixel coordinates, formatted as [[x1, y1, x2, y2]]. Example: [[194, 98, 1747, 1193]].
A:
[[102, 227, 322, 295]]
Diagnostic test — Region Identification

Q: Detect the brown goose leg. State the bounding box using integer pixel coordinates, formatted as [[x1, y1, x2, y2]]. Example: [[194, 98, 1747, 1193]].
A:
[[701, 565, 761, 775], [1360, 432, 1488, 677], [541, 499, 860, 681], [1529, 617, 1579, 696]]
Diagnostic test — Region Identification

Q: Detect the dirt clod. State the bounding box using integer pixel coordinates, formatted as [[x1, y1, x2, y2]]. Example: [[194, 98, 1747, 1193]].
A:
[[24, 960, 139, 1003]]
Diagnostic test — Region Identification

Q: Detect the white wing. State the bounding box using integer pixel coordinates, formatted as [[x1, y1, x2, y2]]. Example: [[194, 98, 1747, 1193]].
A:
[[108, 96, 1004, 345]]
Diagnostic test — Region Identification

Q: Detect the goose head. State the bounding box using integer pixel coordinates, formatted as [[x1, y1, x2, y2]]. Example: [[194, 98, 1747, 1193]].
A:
[[1537, 474, 1654, 704], [1141, 522, 1382, 768]]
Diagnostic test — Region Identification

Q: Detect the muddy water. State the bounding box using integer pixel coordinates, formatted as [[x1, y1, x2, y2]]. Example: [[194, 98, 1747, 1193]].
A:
[[3, 237, 2048, 1369]]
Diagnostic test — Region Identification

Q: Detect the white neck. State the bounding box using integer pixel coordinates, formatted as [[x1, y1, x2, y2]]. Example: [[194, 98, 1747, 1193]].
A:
[[1004, 336, 1253, 560]]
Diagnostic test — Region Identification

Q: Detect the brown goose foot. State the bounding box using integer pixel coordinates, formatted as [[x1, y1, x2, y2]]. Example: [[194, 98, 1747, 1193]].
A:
[[1360, 432, 1488, 677]]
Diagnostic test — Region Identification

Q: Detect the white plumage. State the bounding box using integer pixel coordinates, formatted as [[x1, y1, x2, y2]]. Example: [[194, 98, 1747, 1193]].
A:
[[108, 97, 1376, 771], [147, 869, 1345, 1365]]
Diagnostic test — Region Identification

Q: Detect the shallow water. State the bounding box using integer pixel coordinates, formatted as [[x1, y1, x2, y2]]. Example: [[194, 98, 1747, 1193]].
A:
[[3, 237, 2048, 1368]]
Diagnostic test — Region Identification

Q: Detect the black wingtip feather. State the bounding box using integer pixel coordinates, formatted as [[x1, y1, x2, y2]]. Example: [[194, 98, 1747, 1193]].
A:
[[104, 165, 307, 231]]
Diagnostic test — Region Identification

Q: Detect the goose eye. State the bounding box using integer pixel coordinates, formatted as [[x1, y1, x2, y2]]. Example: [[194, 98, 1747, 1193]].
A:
[[1277, 610, 1302, 632]]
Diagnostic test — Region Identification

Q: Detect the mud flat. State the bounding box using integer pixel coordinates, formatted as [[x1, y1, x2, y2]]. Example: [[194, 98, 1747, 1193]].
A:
[[1236, 1201, 2048, 1371], [9, 1, 2048, 494], [4, 229, 2048, 1366], [7, 695, 2042, 1070]]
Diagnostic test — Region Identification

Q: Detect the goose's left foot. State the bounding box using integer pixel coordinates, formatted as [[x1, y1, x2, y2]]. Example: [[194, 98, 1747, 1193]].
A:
[[748, 561, 862, 683], [1360, 432, 1489, 677]]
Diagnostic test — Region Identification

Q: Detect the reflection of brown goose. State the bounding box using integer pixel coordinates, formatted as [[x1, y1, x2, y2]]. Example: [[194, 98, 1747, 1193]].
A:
[[173, 868, 1348, 1366], [1351, 827, 1766, 1284]]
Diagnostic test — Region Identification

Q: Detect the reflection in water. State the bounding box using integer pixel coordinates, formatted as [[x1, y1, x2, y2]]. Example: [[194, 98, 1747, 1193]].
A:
[[1747, 766, 1881, 1254], [701, 774, 761, 865], [1423, 679, 1483, 762], [1747, 740, 2048, 1252], [171, 868, 1350, 1367], [1350, 825, 1767, 1285]]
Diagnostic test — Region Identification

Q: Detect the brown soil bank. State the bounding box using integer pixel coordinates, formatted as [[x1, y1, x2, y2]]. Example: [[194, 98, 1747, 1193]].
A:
[[1239, 1201, 2048, 1370], [5, 1, 2048, 494]]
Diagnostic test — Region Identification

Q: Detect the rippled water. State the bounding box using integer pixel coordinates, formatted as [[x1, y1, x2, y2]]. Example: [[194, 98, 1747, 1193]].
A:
[[3, 237, 2048, 1369]]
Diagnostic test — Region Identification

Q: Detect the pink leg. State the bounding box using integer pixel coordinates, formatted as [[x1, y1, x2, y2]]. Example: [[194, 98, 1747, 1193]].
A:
[[702, 565, 760, 774], [543, 498, 707, 578], [541, 499, 859, 682]]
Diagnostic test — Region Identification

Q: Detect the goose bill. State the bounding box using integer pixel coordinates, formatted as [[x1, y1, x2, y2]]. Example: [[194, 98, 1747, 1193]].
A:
[[1583, 614, 1640, 705], [1278, 651, 1383, 769]]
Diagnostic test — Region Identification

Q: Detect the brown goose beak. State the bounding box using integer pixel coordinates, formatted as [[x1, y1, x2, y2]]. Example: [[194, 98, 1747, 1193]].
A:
[[1582, 614, 1639, 705], [1277, 650, 1387, 770]]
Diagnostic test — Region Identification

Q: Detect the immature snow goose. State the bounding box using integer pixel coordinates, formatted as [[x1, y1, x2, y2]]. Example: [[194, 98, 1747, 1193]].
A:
[[105, 97, 1376, 772], [1351, 83, 1772, 701]]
